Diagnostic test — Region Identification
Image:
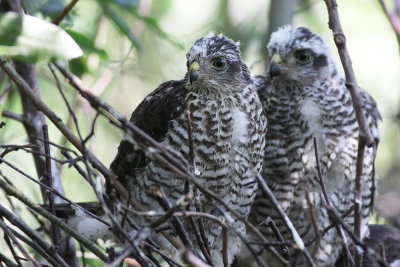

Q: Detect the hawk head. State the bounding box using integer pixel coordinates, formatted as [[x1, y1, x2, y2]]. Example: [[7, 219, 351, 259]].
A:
[[267, 26, 337, 85], [185, 33, 251, 93]]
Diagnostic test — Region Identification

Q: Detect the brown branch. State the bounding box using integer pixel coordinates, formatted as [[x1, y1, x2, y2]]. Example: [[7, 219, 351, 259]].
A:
[[53, 0, 79, 25], [0, 219, 41, 267], [0, 177, 109, 262], [378, 0, 400, 50], [323, 204, 389, 267], [354, 138, 365, 266], [255, 174, 316, 267], [313, 137, 353, 265], [0, 203, 68, 267], [43, 125, 61, 248], [323, 0, 374, 147], [1, 110, 25, 123]]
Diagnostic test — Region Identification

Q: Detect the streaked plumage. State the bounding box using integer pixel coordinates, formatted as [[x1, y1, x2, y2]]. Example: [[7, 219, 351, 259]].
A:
[[110, 34, 267, 266], [251, 26, 381, 266]]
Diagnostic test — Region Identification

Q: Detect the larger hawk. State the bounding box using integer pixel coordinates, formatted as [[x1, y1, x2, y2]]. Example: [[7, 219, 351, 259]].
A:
[[109, 34, 267, 266], [250, 26, 381, 266]]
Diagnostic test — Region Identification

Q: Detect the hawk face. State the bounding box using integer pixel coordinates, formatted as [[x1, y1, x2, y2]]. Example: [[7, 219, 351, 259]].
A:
[[267, 26, 336, 86], [185, 34, 251, 93]]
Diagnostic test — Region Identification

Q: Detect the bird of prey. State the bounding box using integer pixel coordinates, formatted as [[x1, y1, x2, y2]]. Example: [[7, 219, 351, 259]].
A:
[[250, 26, 381, 266], [108, 33, 267, 266]]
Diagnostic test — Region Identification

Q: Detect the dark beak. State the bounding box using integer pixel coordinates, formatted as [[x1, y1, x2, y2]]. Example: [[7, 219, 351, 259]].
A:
[[190, 69, 199, 84], [269, 61, 281, 79]]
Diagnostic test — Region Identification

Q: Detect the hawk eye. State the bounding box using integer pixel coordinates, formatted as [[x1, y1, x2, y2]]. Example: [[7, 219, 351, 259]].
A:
[[294, 50, 312, 64], [211, 57, 227, 70]]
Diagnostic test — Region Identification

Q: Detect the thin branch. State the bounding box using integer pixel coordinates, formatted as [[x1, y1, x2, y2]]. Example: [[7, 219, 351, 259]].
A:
[[0, 219, 41, 267], [255, 174, 315, 267], [323, 0, 374, 146], [323, 204, 389, 267], [53, 0, 79, 25], [43, 125, 61, 247], [1, 110, 25, 123], [0, 178, 109, 262], [0, 203, 68, 267], [313, 137, 353, 265]]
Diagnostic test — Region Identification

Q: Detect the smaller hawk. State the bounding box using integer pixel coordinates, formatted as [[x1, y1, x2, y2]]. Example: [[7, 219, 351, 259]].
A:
[[250, 26, 381, 266]]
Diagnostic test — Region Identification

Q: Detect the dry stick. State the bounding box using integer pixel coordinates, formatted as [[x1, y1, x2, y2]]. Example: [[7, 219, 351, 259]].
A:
[[378, 0, 400, 47], [0, 251, 18, 267], [0, 219, 41, 267], [255, 174, 316, 267], [0, 156, 110, 226], [265, 217, 290, 259], [43, 125, 61, 248], [194, 190, 212, 258], [8, 227, 63, 267], [379, 243, 386, 264], [185, 109, 214, 266], [305, 190, 321, 255], [1, 110, 26, 123], [0, 203, 68, 267], [323, 0, 374, 147], [150, 186, 200, 258], [313, 137, 353, 266], [53, 0, 79, 25], [0, 178, 109, 262], [2, 222, 23, 267], [322, 3, 374, 263], [182, 249, 211, 267], [143, 241, 184, 267], [354, 138, 365, 266], [323, 204, 388, 267]]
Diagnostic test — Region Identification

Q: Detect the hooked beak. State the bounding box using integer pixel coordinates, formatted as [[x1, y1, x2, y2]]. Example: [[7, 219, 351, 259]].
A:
[[189, 61, 200, 84], [269, 54, 282, 79]]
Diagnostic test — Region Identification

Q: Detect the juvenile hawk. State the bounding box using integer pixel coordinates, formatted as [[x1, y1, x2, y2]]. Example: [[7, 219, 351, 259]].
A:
[[251, 26, 380, 266], [110, 34, 267, 266]]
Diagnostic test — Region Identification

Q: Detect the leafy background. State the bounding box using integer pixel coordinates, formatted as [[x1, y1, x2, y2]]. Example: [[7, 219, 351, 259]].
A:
[[1, 0, 400, 265]]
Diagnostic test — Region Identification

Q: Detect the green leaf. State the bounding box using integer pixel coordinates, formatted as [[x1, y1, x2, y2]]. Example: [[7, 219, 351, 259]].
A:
[[65, 29, 108, 59], [133, 12, 184, 50], [0, 13, 83, 62], [103, 5, 141, 51]]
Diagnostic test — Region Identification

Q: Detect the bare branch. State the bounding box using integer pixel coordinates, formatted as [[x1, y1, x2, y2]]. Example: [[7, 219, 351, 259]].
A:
[[323, 0, 374, 147], [255, 174, 316, 267]]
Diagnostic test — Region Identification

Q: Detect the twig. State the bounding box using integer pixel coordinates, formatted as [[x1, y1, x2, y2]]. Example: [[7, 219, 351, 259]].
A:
[[150, 185, 199, 256], [2, 221, 23, 267], [43, 125, 61, 248], [265, 217, 290, 259], [53, 0, 79, 25], [255, 174, 316, 267], [0, 250, 18, 267], [354, 138, 365, 266], [182, 250, 211, 267], [323, 204, 389, 267], [0, 178, 109, 262], [0, 219, 41, 267], [194, 189, 212, 258], [1, 110, 25, 123], [323, 0, 374, 146], [143, 241, 184, 267], [313, 137, 353, 265], [305, 190, 321, 255], [378, 0, 400, 50], [0, 203, 68, 267]]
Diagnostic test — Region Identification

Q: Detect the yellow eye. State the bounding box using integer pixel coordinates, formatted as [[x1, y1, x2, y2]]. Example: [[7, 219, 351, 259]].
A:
[[294, 50, 312, 64], [211, 57, 227, 70]]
